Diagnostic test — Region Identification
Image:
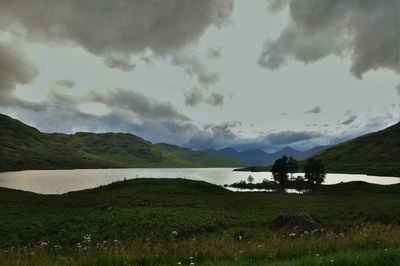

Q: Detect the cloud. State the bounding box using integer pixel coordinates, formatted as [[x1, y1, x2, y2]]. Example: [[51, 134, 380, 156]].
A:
[[104, 55, 135, 71], [264, 130, 322, 145], [396, 84, 400, 96], [56, 79, 76, 88], [338, 110, 358, 125], [172, 54, 220, 87], [184, 88, 225, 107], [0, 0, 233, 69], [305, 106, 321, 114], [88, 88, 189, 122], [207, 47, 222, 59], [259, 0, 399, 78], [0, 40, 44, 110], [267, 0, 290, 12]]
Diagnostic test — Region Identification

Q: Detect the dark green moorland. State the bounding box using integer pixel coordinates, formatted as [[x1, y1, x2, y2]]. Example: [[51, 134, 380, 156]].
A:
[[0, 114, 242, 171], [1, 178, 400, 265]]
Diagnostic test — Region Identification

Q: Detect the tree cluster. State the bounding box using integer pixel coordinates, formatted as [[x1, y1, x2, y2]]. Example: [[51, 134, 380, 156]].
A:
[[271, 156, 326, 189]]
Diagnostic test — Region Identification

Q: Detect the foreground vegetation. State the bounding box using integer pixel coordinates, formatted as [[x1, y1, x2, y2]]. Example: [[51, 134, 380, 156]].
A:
[[1, 178, 400, 265], [0, 114, 242, 171]]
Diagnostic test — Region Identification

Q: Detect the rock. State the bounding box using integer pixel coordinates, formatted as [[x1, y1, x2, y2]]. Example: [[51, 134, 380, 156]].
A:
[[270, 213, 316, 229]]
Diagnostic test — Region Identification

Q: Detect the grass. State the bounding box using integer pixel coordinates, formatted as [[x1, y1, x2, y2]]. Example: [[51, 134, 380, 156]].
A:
[[1, 178, 400, 265]]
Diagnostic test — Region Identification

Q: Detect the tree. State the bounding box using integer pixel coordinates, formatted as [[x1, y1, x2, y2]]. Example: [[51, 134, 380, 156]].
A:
[[271, 155, 289, 190], [247, 175, 254, 184], [303, 159, 326, 185], [287, 157, 298, 180]]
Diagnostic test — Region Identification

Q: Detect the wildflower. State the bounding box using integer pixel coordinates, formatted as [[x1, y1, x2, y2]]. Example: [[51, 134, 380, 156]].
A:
[[238, 235, 243, 241], [330, 259, 334, 263], [190, 263, 195, 266], [172, 231, 178, 236], [177, 262, 182, 265], [289, 233, 296, 237], [315, 254, 320, 257]]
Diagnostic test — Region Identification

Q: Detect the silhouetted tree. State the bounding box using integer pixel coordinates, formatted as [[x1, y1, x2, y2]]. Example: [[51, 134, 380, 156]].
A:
[[247, 175, 254, 184], [271, 155, 289, 190], [287, 157, 298, 180], [304, 159, 326, 185]]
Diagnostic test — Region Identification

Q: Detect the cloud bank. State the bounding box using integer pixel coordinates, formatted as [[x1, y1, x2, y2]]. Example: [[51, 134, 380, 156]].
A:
[[259, 0, 399, 78], [0, 0, 234, 70]]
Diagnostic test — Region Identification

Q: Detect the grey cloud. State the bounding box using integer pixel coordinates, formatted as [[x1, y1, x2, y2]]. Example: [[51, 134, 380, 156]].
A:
[[104, 55, 136, 71], [184, 88, 204, 106], [207, 47, 222, 59], [56, 79, 76, 88], [172, 55, 220, 87], [265, 130, 322, 145], [338, 114, 357, 125], [396, 84, 400, 96], [184, 88, 225, 107], [260, 0, 399, 78], [0, 40, 44, 110], [206, 93, 224, 106], [267, 0, 290, 12], [305, 106, 321, 114], [0, 0, 233, 69], [88, 88, 189, 122]]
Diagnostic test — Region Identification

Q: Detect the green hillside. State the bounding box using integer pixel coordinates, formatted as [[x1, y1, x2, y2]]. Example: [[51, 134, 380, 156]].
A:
[[2, 178, 400, 265], [0, 114, 242, 171], [312, 121, 400, 176]]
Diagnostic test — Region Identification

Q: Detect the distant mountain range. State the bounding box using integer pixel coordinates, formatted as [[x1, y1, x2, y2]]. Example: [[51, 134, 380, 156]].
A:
[[205, 145, 330, 166], [0, 114, 243, 171]]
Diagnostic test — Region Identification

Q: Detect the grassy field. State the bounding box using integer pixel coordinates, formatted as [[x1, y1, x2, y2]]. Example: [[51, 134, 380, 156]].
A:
[[1, 178, 400, 265]]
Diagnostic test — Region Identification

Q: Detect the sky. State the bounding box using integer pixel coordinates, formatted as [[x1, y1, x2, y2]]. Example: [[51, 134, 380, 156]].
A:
[[0, 0, 399, 152]]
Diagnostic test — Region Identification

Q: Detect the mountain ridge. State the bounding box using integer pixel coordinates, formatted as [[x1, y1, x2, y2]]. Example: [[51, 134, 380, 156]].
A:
[[0, 114, 243, 171], [205, 145, 330, 166]]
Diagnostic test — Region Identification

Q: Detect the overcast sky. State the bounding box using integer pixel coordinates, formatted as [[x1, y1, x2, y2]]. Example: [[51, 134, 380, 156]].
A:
[[0, 0, 399, 152]]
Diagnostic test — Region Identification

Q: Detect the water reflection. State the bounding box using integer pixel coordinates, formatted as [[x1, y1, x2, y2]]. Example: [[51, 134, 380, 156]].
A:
[[0, 168, 398, 194]]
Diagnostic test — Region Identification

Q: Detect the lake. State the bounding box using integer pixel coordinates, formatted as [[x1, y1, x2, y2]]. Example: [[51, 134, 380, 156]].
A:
[[0, 168, 399, 194]]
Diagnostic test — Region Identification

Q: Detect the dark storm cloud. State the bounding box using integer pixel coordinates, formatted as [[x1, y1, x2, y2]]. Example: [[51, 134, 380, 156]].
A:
[[56, 79, 76, 88], [259, 0, 399, 78], [305, 106, 321, 114], [184, 88, 225, 107], [0, 0, 233, 70]]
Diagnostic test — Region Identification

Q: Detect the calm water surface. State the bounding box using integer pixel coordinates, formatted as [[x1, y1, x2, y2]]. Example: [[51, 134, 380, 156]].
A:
[[0, 168, 398, 194]]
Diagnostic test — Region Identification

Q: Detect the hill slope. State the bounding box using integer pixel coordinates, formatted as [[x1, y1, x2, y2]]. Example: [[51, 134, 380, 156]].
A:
[[312, 121, 400, 176], [0, 114, 242, 171]]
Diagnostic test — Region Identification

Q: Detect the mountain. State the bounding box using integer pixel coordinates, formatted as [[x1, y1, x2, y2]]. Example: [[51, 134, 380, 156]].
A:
[[311, 121, 400, 176], [206, 145, 330, 166], [0, 114, 242, 171], [155, 143, 243, 167]]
